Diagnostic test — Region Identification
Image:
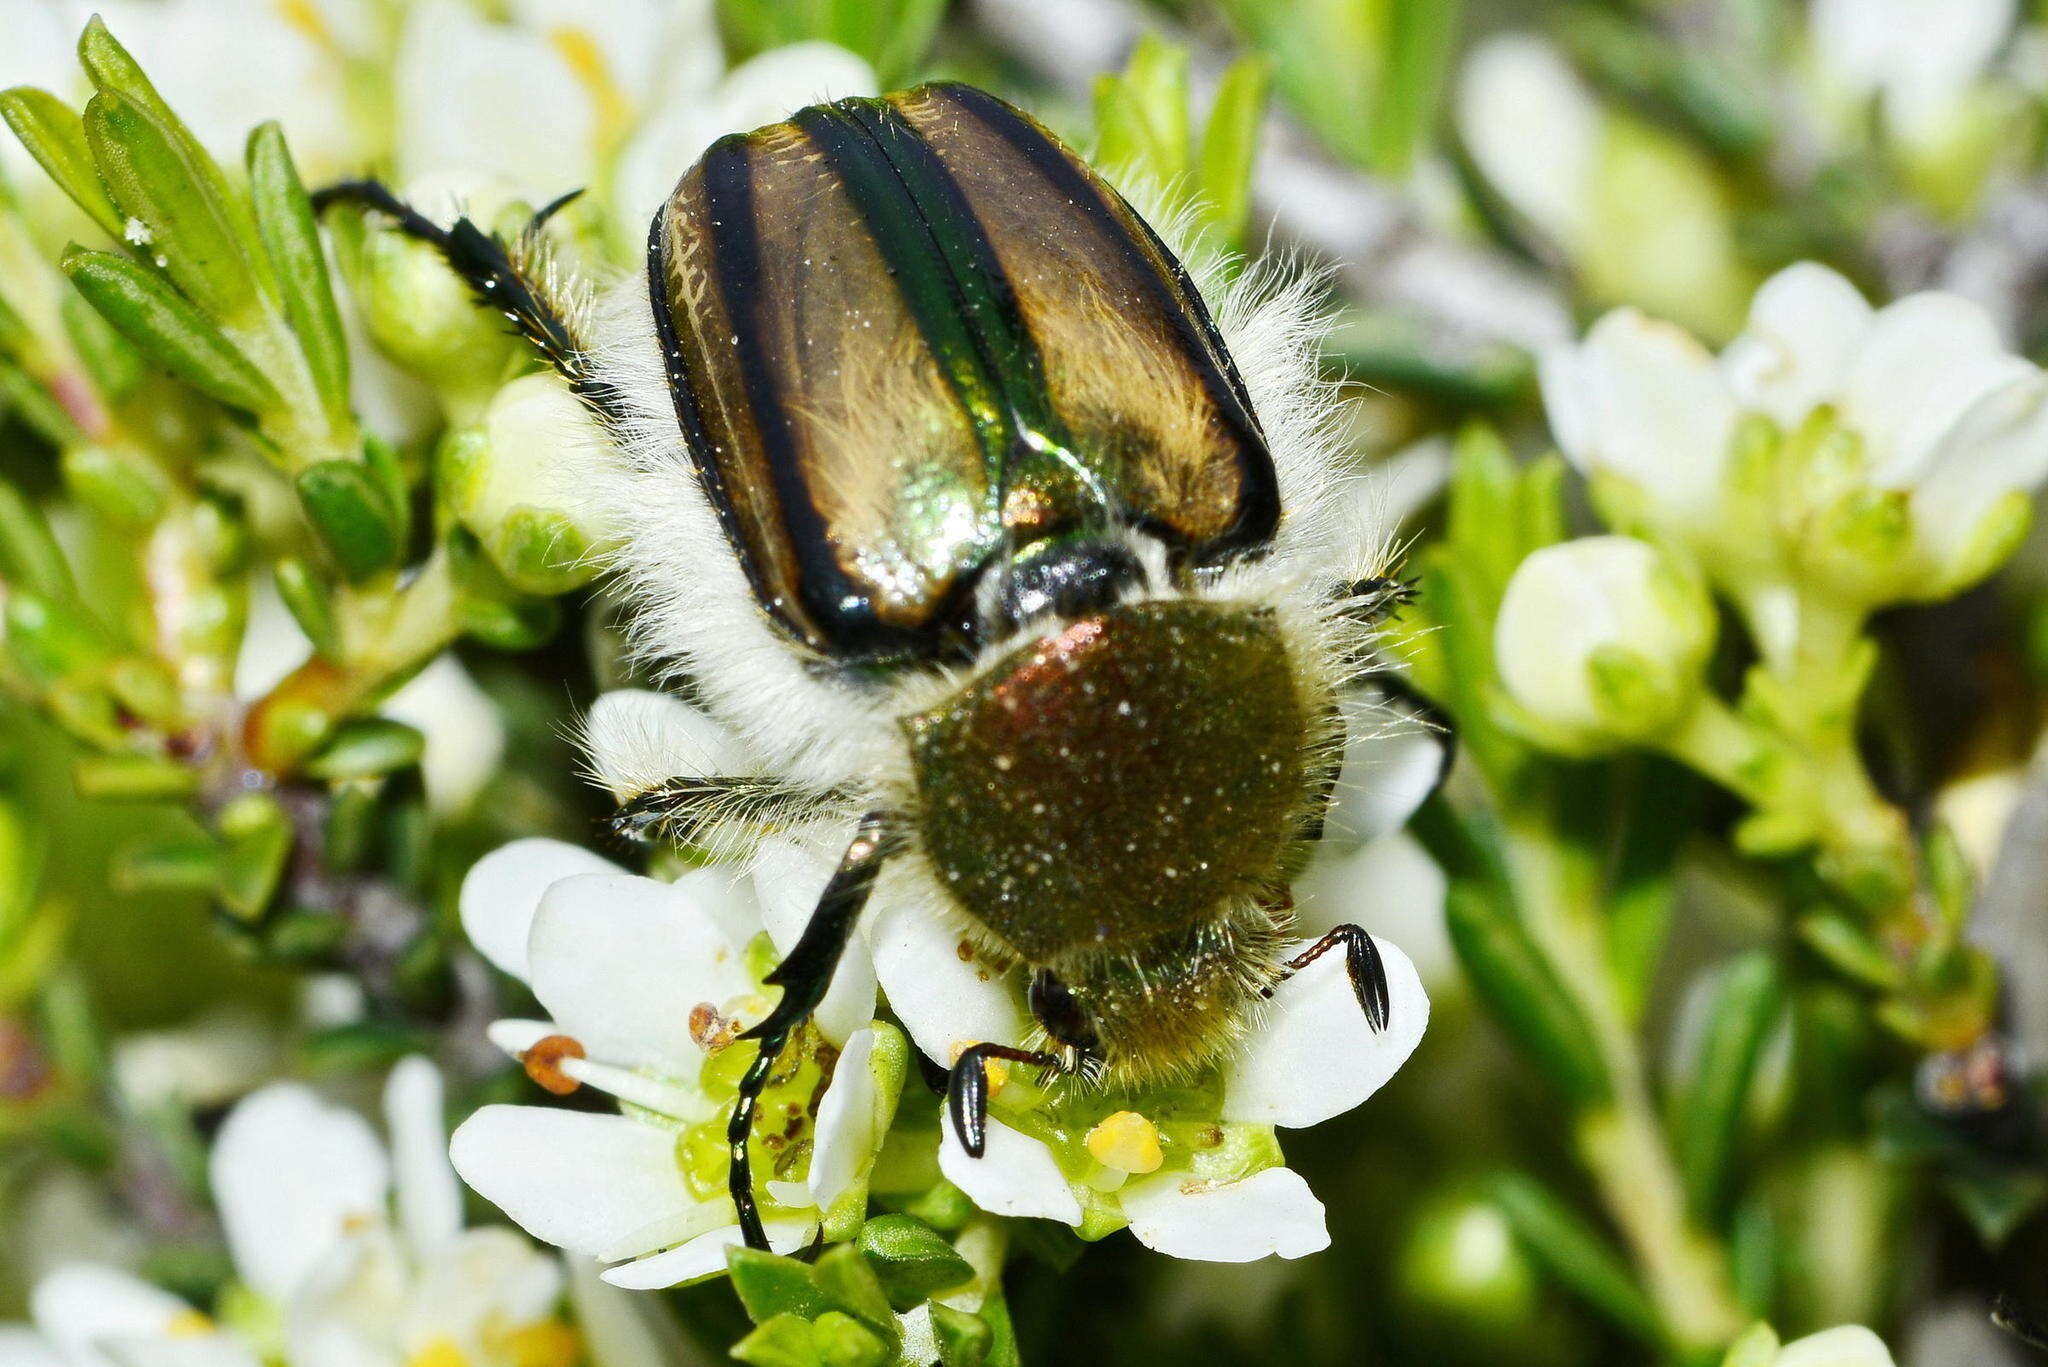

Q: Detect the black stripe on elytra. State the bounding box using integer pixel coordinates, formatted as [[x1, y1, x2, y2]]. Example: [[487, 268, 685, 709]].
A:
[[696, 135, 922, 662], [927, 83, 1280, 559]]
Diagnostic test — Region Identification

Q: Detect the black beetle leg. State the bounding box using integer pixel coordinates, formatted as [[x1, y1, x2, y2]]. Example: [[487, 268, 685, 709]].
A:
[[946, 1043, 1066, 1159], [727, 811, 898, 1249], [1284, 925, 1391, 1031]]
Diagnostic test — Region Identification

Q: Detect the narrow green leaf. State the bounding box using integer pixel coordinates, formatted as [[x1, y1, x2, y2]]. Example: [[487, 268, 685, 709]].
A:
[[857, 1215, 975, 1311], [0, 87, 124, 238], [62, 443, 171, 527], [274, 557, 339, 658], [0, 356, 85, 448], [730, 1314, 823, 1367], [61, 246, 278, 412], [72, 754, 199, 801], [112, 836, 221, 895], [1196, 57, 1270, 247], [84, 89, 261, 331], [1796, 909, 1904, 990], [810, 1245, 900, 1345], [808, 1312, 888, 1367], [931, 1303, 992, 1367], [247, 122, 349, 424], [4, 592, 112, 684], [873, 0, 947, 87], [216, 791, 293, 921], [1368, 0, 1463, 175], [1488, 1172, 1663, 1344], [62, 287, 145, 401], [1673, 953, 1784, 1221], [362, 435, 411, 552], [295, 459, 399, 579], [304, 718, 425, 782], [0, 482, 77, 601], [1442, 880, 1613, 1106]]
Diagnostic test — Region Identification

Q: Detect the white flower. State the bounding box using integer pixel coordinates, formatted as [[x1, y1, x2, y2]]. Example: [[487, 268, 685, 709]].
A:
[[449, 827, 905, 1289], [17, 1264, 257, 1367], [613, 41, 879, 228], [1810, 0, 2014, 145], [210, 1062, 570, 1367], [1456, 36, 1601, 254], [1543, 263, 2048, 601], [449, 372, 621, 594], [1494, 536, 1718, 749], [1725, 1322, 1897, 1367]]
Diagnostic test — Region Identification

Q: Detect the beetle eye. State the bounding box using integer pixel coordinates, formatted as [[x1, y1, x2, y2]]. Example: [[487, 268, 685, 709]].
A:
[[996, 538, 1145, 631]]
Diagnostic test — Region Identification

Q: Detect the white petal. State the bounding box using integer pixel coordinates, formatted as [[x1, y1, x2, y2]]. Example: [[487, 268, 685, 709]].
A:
[[867, 890, 1025, 1067], [31, 1266, 199, 1367], [399, 1227, 562, 1350], [448, 1106, 696, 1259], [1841, 292, 2032, 485], [1908, 374, 2048, 563], [1221, 935, 1429, 1128], [394, 0, 593, 189], [460, 839, 622, 982], [752, 839, 879, 1044], [1294, 833, 1453, 987], [486, 1019, 556, 1057], [1456, 36, 1599, 249], [1720, 263, 1874, 426], [1318, 699, 1444, 849], [0, 1327, 66, 1367], [1537, 345, 1597, 473], [1777, 1325, 1897, 1367], [382, 655, 505, 814], [580, 690, 752, 804], [806, 1030, 880, 1214], [598, 1220, 817, 1290], [938, 1119, 1082, 1226], [526, 872, 754, 1076], [1119, 1168, 1330, 1262], [1573, 308, 1739, 517], [565, 1258, 688, 1367], [209, 1086, 390, 1301], [383, 1057, 462, 1260]]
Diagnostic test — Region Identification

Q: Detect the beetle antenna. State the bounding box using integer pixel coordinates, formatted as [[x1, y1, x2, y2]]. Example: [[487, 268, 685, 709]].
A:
[[728, 811, 899, 1248], [311, 178, 627, 430]]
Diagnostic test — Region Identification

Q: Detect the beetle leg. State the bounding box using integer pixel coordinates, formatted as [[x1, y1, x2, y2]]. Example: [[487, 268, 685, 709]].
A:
[[1283, 925, 1391, 1031], [727, 811, 898, 1250], [608, 774, 833, 850], [946, 1043, 1067, 1159]]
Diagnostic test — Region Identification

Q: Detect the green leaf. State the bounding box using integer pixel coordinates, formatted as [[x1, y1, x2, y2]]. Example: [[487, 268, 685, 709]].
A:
[[215, 791, 293, 921], [1795, 909, 1904, 990], [113, 837, 222, 895], [62, 443, 172, 527], [296, 459, 400, 579], [247, 122, 349, 426], [0, 482, 78, 601], [810, 1312, 889, 1367], [72, 754, 199, 801], [304, 718, 425, 782], [729, 1248, 831, 1326], [83, 89, 262, 333], [1672, 952, 1784, 1222], [1439, 876, 1612, 1107], [1367, 0, 1463, 176], [62, 287, 146, 401], [1487, 1172, 1663, 1344], [931, 1303, 992, 1367], [0, 87, 124, 238], [274, 557, 340, 658], [61, 246, 279, 412], [731, 1314, 824, 1367], [810, 1245, 900, 1346], [1195, 56, 1270, 247], [857, 1215, 975, 1311]]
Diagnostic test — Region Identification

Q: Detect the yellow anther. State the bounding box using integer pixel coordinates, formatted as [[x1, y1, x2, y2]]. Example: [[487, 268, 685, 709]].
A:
[[1085, 1111, 1163, 1175], [548, 28, 631, 150], [501, 1321, 582, 1367], [407, 1337, 468, 1367], [165, 1310, 214, 1338], [949, 1041, 1009, 1094]]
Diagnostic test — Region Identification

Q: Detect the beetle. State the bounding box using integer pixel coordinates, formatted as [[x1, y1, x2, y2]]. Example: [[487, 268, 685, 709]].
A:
[[318, 83, 1417, 1250]]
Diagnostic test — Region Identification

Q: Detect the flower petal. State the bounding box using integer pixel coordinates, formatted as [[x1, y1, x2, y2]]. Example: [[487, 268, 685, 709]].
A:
[[448, 1106, 697, 1260], [752, 839, 879, 1044], [867, 888, 1026, 1067], [806, 1029, 880, 1214], [460, 839, 623, 982], [1908, 374, 2048, 564], [526, 871, 754, 1075], [31, 1265, 204, 1367], [565, 1259, 687, 1367], [938, 1118, 1082, 1226], [598, 1219, 817, 1290], [1220, 935, 1429, 1128], [0, 1327, 66, 1367], [1720, 263, 1873, 427], [1569, 308, 1739, 519], [383, 1057, 462, 1261], [1840, 292, 2032, 485], [1119, 1167, 1330, 1262], [1456, 35, 1599, 249], [486, 1019, 556, 1057], [1294, 833, 1453, 986], [1777, 1325, 1897, 1367], [382, 655, 505, 814], [1318, 697, 1444, 849], [398, 1227, 563, 1351], [209, 1085, 390, 1301]]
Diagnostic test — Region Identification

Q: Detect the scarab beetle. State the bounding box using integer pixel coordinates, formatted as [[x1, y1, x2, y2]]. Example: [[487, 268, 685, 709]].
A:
[[319, 83, 1422, 1249]]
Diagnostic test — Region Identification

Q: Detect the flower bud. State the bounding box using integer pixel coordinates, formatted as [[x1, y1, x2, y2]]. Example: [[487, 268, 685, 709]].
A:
[[1494, 536, 1716, 750], [448, 373, 618, 595]]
